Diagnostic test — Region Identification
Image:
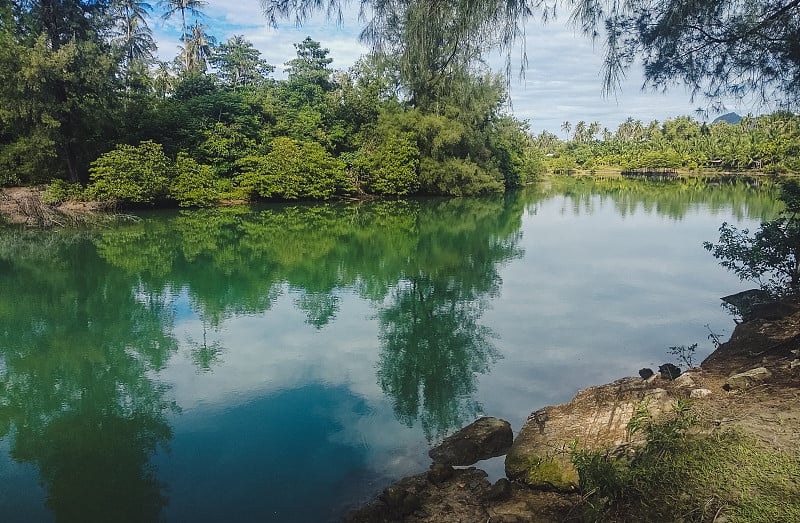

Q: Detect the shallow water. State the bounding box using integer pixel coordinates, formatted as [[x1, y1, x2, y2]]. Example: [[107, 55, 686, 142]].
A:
[[0, 179, 780, 522]]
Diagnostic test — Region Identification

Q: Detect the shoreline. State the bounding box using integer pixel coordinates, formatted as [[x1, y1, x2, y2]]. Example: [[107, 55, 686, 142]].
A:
[[345, 298, 800, 522]]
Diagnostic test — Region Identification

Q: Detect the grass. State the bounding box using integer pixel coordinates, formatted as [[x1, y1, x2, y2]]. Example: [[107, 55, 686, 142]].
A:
[[572, 401, 800, 522]]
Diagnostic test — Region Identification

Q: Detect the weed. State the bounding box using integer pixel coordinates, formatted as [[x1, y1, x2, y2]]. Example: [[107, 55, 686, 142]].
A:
[[668, 342, 698, 368], [571, 401, 800, 522]]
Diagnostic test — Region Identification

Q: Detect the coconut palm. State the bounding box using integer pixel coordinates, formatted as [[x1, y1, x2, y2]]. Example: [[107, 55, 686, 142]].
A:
[[180, 20, 213, 74], [160, 0, 207, 68]]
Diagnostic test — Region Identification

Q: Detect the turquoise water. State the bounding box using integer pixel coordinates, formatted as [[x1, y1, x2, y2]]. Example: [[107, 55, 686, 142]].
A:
[[0, 180, 780, 522]]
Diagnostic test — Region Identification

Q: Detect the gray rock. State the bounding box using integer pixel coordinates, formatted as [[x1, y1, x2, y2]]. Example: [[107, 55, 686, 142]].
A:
[[429, 416, 513, 466], [483, 478, 512, 501], [673, 373, 696, 388], [427, 463, 454, 484], [506, 377, 673, 491], [724, 367, 772, 390], [690, 388, 712, 399]]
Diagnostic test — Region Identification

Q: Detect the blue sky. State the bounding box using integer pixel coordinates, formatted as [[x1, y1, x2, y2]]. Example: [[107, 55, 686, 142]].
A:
[[152, 1, 769, 135]]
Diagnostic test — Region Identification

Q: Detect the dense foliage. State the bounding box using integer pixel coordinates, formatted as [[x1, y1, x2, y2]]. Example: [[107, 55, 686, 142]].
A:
[[537, 114, 800, 175], [570, 0, 800, 106], [0, 2, 538, 202], [705, 179, 800, 296]]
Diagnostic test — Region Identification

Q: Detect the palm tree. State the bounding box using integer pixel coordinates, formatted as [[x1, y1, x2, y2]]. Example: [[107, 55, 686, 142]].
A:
[[160, 0, 207, 68], [112, 0, 156, 83], [561, 121, 572, 140], [180, 20, 213, 73]]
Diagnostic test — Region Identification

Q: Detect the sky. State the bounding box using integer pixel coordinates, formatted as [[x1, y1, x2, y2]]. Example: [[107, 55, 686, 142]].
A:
[[152, 0, 769, 135]]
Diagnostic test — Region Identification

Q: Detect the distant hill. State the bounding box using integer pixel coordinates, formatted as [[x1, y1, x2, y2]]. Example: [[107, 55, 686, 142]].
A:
[[713, 112, 742, 124]]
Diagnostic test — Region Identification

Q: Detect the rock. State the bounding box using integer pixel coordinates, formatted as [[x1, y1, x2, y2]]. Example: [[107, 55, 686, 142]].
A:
[[690, 388, 712, 399], [506, 377, 673, 492], [646, 371, 661, 383], [427, 463, 454, 485], [639, 368, 654, 380], [724, 367, 772, 390], [673, 373, 696, 388], [658, 363, 682, 380], [750, 300, 800, 321], [484, 478, 512, 502], [429, 416, 513, 466]]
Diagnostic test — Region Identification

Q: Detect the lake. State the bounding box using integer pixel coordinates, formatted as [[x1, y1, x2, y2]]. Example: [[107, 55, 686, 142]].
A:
[[0, 177, 780, 522]]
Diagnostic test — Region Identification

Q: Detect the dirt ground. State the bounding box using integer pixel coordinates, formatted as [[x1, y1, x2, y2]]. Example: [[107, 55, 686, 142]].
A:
[[1, 186, 107, 226]]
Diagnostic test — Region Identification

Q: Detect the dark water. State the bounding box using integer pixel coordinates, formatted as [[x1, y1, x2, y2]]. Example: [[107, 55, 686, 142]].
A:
[[0, 178, 780, 522]]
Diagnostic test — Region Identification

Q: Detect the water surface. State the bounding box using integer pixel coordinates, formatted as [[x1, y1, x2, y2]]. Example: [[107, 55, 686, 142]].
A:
[[0, 178, 780, 521]]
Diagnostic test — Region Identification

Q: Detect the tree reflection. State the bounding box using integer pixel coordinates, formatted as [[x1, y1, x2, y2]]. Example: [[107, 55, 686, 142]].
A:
[[378, 276, 499, 440], [0, 231, 177, 522]]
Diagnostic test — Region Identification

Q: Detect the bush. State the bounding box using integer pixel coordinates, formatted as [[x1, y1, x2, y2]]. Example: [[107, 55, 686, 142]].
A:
[[42, 180, 86, 203], [354, 133, 419, 195], [236, 137, 351, 200], [170, 153, 220, 207], [704, 179, 800, 295], [87, 141, 173, 204]]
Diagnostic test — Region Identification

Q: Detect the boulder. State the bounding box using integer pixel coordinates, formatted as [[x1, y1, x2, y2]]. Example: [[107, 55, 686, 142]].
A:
[[690, 388, 712, 399], [638, 368, 654, 380], [658, 363, 682, 380], [673, 373, 696, 388], [724, 367, 772, 390], [429, 416, 513, 466], [505, 378, 673, 491]]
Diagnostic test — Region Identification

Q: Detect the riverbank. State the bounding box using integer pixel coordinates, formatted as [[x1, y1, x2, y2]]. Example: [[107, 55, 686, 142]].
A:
[[0, 186, 110, 226], [346, 298, 800, 522]]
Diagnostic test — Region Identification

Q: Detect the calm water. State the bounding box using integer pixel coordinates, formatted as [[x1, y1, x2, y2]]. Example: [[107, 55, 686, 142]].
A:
[[0, 178, 780, 522]]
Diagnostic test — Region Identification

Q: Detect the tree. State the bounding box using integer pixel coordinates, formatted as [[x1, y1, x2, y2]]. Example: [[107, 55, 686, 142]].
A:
[[211, 35, 274, 89], [570, 0, 800, 105], [112, 0, 156, 78], [159, 0, 207, 69], [88, 141, 173, 203], [180, 20, 214, 74], [704, 179, 800, 295], [284, 36, 334, 90]]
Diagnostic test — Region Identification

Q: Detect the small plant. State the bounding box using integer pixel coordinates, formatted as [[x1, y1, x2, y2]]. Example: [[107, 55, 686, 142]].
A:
[[42, 180, 86, 203], [705, 323, 723, 349], [668, 342, 698, 368], [571, 400, 800, 522]]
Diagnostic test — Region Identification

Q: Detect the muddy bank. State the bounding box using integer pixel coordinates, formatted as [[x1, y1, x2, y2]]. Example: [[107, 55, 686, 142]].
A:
[[346, 299, 800, 522], [0, 187, 110, 226]]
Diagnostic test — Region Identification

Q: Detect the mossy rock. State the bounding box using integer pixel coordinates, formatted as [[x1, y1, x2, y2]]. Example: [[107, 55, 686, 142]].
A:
[[505, 449, 578, 491]]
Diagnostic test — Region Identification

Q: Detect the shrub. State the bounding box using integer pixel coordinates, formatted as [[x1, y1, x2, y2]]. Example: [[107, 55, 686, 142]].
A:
[[87, 141, 173, 204], [170, 153, 220, 207], [42, 180, 86, 203], [355, 133, 420, 196], [236, 137, 351, 200]]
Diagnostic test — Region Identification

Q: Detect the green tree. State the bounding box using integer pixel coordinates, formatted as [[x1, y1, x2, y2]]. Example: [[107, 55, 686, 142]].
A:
[[705, 179, 800, 295], [112, 0, 156, 82], [0, 33, 119, 184], [237, 137, 351, 200], [159, 0, 207, 68], [88, 140, 173, 203], [211, 35, 274, 89], [284, 36, 334, 91], [571, 0, 800, 104]]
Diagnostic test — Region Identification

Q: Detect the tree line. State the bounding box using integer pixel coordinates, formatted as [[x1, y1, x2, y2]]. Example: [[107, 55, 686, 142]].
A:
[[0, 1, 540, 204], [534, 113, 800, 175]]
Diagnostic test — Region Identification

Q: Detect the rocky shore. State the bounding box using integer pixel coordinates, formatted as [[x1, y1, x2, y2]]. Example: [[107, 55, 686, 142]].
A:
[[345, 298, 800, 522]]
